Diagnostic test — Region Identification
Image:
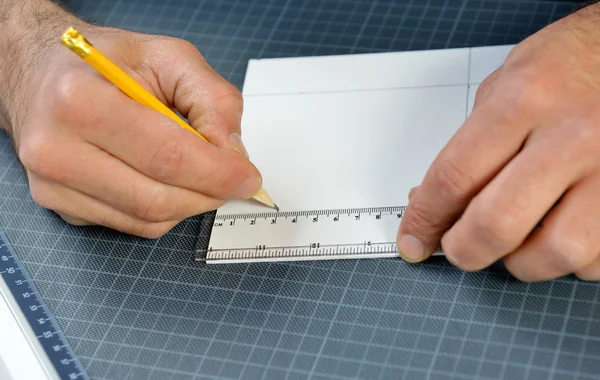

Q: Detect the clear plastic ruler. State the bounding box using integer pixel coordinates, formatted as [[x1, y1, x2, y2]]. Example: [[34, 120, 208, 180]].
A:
[[197, 206, 419, 264]]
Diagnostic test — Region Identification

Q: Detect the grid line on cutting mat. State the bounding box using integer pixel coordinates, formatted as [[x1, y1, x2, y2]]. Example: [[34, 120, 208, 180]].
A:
[[1, 0, 598, 379]]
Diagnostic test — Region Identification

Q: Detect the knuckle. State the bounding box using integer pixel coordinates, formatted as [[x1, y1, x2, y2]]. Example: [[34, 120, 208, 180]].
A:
[[135, 189, 174, 222], [408, 186, 419, 201], [403, 200, 443, 234], [559, 121, 597, 154], [514, 83, 542, 112], [45, 71, 88, 123], [575, 273, 597, 282], [28, 181, 53, 210], [176, 39, 198, 53], [159, 35, 194, 50], [136, 221, 177, 239], [214, 85, 244, 114], [469, 203, 521, 251], [58, 213, 90, 226], [162, 37, 206, 65], [545, 232, 594, 273], [501, 73, 551, 116], [18, 131, 65, 181], [474, 68, 500, 104], [504, 264, 535, 283], [575, 266, 600, 282], [148, 140, 188, 181], [429, 158, 474, 201], [18, 133, 46, 173]]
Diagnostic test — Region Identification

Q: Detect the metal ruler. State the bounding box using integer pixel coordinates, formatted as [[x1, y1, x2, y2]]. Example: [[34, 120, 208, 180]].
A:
[[197, 206, 441, 264], [0, 232, 88, 380]]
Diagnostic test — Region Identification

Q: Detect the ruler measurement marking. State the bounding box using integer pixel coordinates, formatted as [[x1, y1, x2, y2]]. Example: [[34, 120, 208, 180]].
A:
[[206, 241, 396, 252], [0, 233, 89, 379], [203, 244, 399, 262], [213, 206, 406, 221], [201, 206, 406, 263]]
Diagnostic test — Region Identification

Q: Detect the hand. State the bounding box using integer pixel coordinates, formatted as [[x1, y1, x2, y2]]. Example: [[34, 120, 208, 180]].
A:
[[397, 5, 600, 282], [1, 3, 261, 238]]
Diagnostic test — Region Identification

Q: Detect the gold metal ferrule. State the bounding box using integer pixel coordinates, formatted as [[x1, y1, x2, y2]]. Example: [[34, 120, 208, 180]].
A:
[[60, 27, 93, 58]]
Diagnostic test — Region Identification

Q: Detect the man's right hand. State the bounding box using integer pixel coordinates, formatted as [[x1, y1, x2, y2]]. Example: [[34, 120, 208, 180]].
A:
[[0, 1, 262, 238]]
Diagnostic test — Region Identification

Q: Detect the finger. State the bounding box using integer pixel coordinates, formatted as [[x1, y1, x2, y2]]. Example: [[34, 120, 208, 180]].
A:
[[397, 97, 531, 263], [31, 142, 225, 222], [56, 212, 94, 226], [57, 72, 261, 199], [408, 186, 419, 202], [472, 67, 502, 109], [142, 38, 244, 150], [575, 257, 600, 282], [29, 174, 178, 238], [502, 174, 600, 282], [440, 135, 583, 272]]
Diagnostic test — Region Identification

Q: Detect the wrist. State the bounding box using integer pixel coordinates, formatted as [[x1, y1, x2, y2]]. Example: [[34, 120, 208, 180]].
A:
[[0, 0, 85, 138]]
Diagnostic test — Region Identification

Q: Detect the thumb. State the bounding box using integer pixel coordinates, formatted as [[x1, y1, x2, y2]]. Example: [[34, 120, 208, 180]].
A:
[[397, 161, 473, 263], [397, 186, 455, 263]]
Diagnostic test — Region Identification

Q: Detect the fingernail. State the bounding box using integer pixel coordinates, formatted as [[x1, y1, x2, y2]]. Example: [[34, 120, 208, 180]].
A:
[[397, 235, 425, 262], [440, 235, 460, 266], [234, 176, 261, 199], [229, 133, 249, 159], [445, 252, 460, 266]]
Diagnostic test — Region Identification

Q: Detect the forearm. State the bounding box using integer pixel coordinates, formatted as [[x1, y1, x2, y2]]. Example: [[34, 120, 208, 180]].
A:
[[0, 0, 82, 135]]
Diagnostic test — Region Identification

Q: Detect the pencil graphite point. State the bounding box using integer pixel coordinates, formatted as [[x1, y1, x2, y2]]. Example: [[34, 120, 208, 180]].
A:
[[252, 188, 278, 210]]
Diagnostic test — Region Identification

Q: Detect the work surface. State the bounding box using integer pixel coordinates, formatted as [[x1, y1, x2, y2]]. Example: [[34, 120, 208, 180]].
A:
[[1, 1, 597, 379]]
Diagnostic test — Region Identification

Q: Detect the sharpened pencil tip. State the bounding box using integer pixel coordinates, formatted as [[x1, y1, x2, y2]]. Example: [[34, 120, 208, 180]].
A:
[[252, 188, 278, 210]]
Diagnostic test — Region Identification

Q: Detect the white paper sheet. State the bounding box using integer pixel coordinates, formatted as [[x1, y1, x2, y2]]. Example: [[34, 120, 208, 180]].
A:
[[207, 45, 514, 262]]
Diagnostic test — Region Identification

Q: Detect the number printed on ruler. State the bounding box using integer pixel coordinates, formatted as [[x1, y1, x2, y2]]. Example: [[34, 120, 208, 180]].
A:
[[203, 206, 407, 263], [0, 234, 89, 380]]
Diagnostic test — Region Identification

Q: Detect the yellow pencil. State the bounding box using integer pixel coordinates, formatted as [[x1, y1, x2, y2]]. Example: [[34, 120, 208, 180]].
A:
[[60, 27, 278, 211]]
